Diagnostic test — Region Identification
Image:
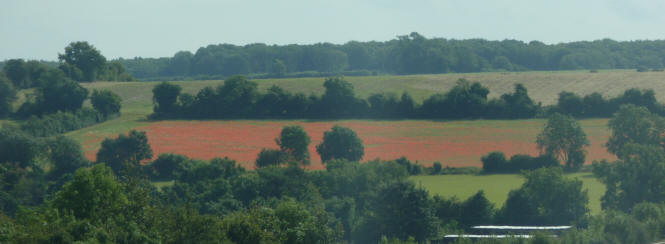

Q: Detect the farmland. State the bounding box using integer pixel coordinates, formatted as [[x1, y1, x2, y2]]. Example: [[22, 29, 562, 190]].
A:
[[410, 172, 605, 214], [75, 119, 613, 169], [59, 70, 665, 167]]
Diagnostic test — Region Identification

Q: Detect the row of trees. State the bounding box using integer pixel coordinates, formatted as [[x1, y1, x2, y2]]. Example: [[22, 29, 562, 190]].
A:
[[152, 75, 663, 121], [117, 32, 665, 79], [3, 41, 134, 85], [151, 76, 539, 120]]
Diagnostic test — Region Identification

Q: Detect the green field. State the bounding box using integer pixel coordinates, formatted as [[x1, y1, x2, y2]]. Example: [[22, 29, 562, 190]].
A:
[[411, 172, 606, 214]]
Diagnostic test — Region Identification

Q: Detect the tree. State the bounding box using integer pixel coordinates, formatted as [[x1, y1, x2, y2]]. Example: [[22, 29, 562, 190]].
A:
[[536, 113, 589, 170], [593, 144, 665, 211], [52, 164, 128, 221], [557, 91, 584, 117], [2, 59, 27, 88], [498, 167, 589, 225], [255, 149, 288, 168], [96, 130, 153, 175], [58, 41, 107, 82], [0, 128, 38, 168], [355, 180, 439, 243], [31, 70, 88, 115], [316, 126, 364, 162], [46, 136, 89, 179], [320, 77, 360, 118], [460, 190, 495, 227], [91, 89, 122, 117], [152, 82, 182, 115], [276, 125, 311, 165], [606, 104, 665, 158], [271, 59, 287, 77], [0, 75, 17, 118]]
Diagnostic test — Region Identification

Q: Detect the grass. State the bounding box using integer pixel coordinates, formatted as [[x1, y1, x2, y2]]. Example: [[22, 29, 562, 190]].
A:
[[63, 70, 654, 167], [410, 172, 606, 215]]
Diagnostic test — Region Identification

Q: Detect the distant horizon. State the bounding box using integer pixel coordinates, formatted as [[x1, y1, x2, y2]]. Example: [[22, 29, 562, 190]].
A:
[[3, 35, 665, 62], [3, 1, 664, 61]]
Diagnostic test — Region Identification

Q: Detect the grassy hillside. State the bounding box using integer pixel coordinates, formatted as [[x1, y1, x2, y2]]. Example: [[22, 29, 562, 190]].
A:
[[411, 172, 605, 214]]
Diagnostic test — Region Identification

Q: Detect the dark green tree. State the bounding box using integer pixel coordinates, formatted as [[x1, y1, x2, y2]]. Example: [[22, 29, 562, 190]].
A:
[[356, 180, 438, 243], [0, 128, 39, 168], [0, 74, 17, 118], [498, 167, 589, 225], [316, 125, 364, 162], [276, 125, 311, 165], [91, 89, 122, 118], [30, 70, 88, 115], [460, 190, 495, 227], [606, 104, 665, 157], [536, 113, 589, 170], [58, 41, 107, 82], [46, 136, 89, 179], [255, 149, 288, 168], [96, 130, 153, 175], [594, 144, 665, 211], [52, 164, 127, 221], [2, 59, 28, 88], [152, 82, 182, 114]]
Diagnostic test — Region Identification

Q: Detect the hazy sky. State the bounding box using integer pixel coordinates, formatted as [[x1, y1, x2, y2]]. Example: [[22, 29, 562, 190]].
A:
[[2, 0, 665, 61]]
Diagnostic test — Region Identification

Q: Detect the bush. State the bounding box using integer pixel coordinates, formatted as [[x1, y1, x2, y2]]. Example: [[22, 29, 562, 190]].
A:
[[481, 151, 559, 173], [19, 108, 105, 137], [144, 153, 191, 181], [255, 149, 288, 168]]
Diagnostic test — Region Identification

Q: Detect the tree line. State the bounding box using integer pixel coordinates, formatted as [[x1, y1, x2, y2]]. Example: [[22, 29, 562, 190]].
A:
[[151, 75, 665, 121], [116, 32, 665, 80]]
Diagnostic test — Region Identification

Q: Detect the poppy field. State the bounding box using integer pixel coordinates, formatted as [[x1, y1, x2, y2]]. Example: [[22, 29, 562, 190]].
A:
[[79, 119, 615, 170]]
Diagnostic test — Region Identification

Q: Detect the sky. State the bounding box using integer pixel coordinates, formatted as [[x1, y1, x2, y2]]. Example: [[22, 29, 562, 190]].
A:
[[2, 0, 665, 61]]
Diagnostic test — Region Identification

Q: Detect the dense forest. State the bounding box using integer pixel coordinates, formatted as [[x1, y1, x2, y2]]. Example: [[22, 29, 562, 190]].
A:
[[113, 33, 665, 80]]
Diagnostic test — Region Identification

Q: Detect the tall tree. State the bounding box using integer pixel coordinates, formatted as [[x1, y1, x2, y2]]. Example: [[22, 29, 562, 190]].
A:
[[58, 41, 107, 82], [2, 59, 27, 88], [275, 125, 311, 165], [152, 82, 182, 115], [606, 104, 665, 157], [498, 167, 589, 225], [96, 130, 153, 175], [536, 113, 589, 170], [316, 126, 364, 162], [594, 144, 665, 211]]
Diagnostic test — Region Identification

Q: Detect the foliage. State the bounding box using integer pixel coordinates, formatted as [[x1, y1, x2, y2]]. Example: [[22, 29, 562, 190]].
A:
[[0, 128, 39, 168], [593, 143, 665, 211], [276, 125, 311, 165], [52, 164, 128, 221], [0, 74, 16, 118], [606, 104, 665, 157], [481, 151, 559, 173], [255, 148, 288, 168], [316, 125, 364, 162], [45, 136, 89, 180], [19, 108, 106, 137], [17, 69, 88, 117], [536, 113, 589, 170], [96, 130, 153, 175], [119, 33, 665, 80], [354, 180, 439, 243], [497, 167, 589, 225], [58, 41, 107, 82], [91, 89, 122, 117], [143, 153, 191, 181], [152, 82, 182, 115]]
